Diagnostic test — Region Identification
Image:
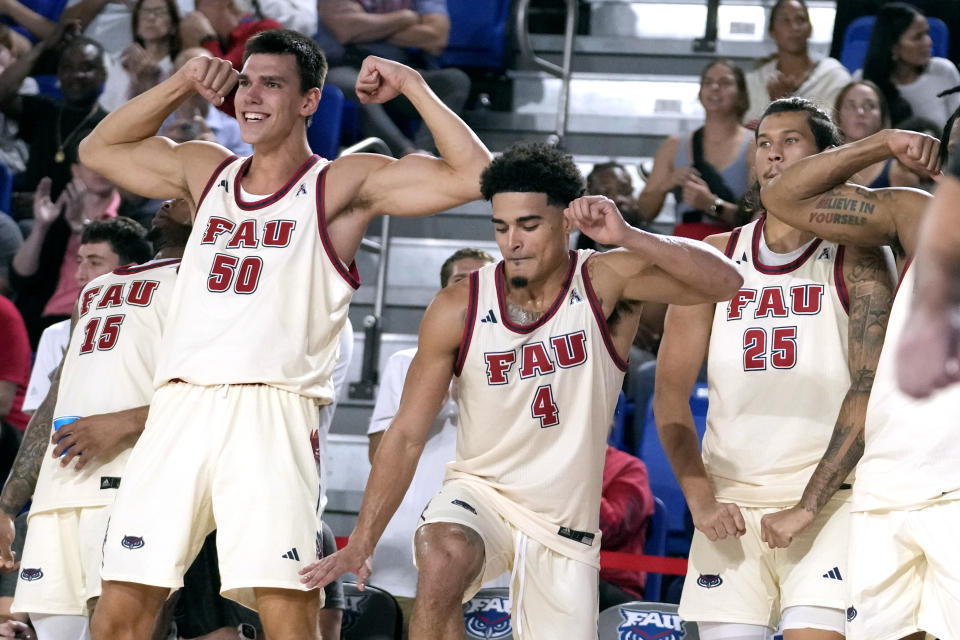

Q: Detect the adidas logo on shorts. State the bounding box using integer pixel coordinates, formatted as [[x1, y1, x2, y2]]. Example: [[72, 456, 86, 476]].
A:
[[282, 548, 301, 561], [822, 567, 843, 580]]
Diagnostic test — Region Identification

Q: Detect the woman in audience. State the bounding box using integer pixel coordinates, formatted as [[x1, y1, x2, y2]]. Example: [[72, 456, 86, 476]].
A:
[[744, 0, 850, 122], [860, 1, 960, 129], [99, 0, 180, 111], [833, 80, 905, 187], [637, 59, 753, 240]]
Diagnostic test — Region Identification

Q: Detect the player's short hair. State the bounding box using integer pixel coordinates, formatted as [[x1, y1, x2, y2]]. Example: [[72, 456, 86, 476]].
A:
[[758, 97, 842, 151], [440, 248, 494, 288], [480, 143, 586, 209], [243, 29, 327, 93], [81, 217, 153, 265]]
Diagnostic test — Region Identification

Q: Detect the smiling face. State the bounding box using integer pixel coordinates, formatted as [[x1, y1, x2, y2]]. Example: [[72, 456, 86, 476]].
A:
[[58, 42, 106, 105], [755, 111, 821, 188], [837, 83, 884, 142], [769, 0, 811, 56], [491, 192, 572, 289], [894, 13, 932, 69], [235, 53, 319, 146], [699, 62, 743, 118]]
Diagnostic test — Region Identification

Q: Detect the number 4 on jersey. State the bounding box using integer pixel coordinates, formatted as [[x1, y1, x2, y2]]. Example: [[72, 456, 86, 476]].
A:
[[531, 384, 560, 428]]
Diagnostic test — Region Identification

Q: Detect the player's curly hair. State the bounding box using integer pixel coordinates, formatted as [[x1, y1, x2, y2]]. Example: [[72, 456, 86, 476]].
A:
[[480, 143, 586, 208]]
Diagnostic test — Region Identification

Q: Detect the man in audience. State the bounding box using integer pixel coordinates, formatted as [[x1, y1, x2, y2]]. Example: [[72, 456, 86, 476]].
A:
[[316, 0, 470, 157], [576, 162, 645, 251], [366, 247, 496, 638]]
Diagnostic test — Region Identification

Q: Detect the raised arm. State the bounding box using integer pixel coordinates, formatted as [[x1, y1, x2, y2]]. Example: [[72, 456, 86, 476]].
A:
[[0, 0, 55, 41], [318, 0, 419, 45], [655, 299, 745, 541], [760, 245, 893, 548], [760, 129, 938, 254], [570, 196, 742, 307], [299, 283, 467, 589], [78, 56, 237, 203]]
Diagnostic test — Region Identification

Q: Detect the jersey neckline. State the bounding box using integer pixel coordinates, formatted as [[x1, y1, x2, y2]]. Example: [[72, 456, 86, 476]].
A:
[[233, 154, 321, 211], [495, 250, 578, 334], [751, 215, 823, 274]]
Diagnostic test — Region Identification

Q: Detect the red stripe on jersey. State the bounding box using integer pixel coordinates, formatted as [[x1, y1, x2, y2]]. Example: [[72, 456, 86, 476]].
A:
[[454, 271, 479, 377], [834, 245, 849, 314], [581, 257, 629, 372], [723, 228, 741, 258], [895, 256, 914, 297], [315, 164, 361, 290], [233, 154, 320, 211], [496, 251, 577, 335], [197, 155, 239, 213], [113, 258, 181, 275], [751, 215, 823, 274]]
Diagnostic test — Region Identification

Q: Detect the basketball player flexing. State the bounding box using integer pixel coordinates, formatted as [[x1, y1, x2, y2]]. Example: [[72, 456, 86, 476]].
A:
[[657, 98, 894, 640], [302, 143, 743, 639], [0, 202, 190, 640], [77, 29, 491, 640], [756, 122, 952, 640]]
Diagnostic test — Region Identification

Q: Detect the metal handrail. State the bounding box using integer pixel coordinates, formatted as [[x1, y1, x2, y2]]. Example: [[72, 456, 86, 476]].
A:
[[515, 0, 578, 146], [339, 137, 393, 400]]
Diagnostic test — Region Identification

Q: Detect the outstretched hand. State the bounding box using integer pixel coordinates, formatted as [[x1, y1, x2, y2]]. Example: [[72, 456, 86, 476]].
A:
[[178, 55, 237, 107], [355, 56, 421, 105], [887, 129, 940, 178], [299, 541, 372, 590], [564, 195, 631, 247]]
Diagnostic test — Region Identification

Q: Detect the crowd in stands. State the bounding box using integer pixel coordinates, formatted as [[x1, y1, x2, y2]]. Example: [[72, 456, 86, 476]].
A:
[[0, 0, 959, 635]]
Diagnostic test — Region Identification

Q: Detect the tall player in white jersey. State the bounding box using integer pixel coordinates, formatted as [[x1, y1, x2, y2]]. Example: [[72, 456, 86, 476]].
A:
[[657, 98, 895, 640], [756, 118, 951, 639], [77, 28, 492, 640], [301, 143, 743, 639], [0, 207, 189, 640]]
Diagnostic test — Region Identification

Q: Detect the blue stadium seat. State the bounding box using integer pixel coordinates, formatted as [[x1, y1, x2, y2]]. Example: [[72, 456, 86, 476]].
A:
[[642, 496, 667, 602], [307, 83, 344, 160], [340, 581, 402, 640], [30, 74, 62, 101], [0, 163, 12, 216], [840, 15, 949, 73], [439, 0, 512, 69], [640, 382, 708, 556], [598, 601, 700, 640], [608, 391, 628, 451], [463, 587, 513, 639]]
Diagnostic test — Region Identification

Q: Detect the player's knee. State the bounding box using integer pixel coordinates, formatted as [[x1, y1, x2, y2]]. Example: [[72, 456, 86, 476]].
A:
[[415, 523, 484, 588]]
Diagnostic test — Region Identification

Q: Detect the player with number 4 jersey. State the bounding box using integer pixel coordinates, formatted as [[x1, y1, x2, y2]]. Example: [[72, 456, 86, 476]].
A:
[[656, 98, 894, 640], [303, 143, 742, 639]]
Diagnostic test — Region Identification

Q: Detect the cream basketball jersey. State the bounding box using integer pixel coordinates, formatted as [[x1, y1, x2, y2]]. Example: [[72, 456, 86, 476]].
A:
[[446, 250, 626, 564], [853, 266, 960, 512], [154, 155, 359, 401], [704, 218, 851, 506], [31, 259, 180, 514]]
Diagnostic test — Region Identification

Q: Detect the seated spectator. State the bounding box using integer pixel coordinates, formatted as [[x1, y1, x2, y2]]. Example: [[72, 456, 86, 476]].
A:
[[638, 59, 753, 241], [599, 445, 654, 610], [257, 0, 316, 41], [10, 164, 119, 345], [367, 247, 502, 639], [859, 2, 960, 129], [0, 291, 30, 485], [99, 0, 180, 112], [575, 162, 645, 251], [0, 30, 108, 208], [0, 28, 35, 175], [61, 0, 190, 54], [0, 212, 23, 294], [316, 0, 470, 157], [178, 0, 283, 117], [744, 0, 850, 123]]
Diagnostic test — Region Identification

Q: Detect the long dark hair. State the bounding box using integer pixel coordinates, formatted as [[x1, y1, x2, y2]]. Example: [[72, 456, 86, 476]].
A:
[[700, 58, 750, 121], [861, 2, 924, 125], [132, 0, 182, 60]]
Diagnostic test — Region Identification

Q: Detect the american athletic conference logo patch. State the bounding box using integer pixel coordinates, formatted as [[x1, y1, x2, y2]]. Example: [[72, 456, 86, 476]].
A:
[[121, 535, 145, 549], [19, 567, 43, 581], [463, 596, 512, 639], [616, 608, 687, 640], [697, 573, 722, 588]]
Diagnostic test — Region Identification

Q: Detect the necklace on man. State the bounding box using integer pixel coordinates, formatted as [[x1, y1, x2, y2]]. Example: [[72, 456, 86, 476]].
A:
[[54, 102, 101, 163]]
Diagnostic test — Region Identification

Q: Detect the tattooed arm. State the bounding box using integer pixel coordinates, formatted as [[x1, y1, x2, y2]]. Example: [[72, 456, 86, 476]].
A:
[[760, 245, 893, 548], [760, 129, 935, 256]]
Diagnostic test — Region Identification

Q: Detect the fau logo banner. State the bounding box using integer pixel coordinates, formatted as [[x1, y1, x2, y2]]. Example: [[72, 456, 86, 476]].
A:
[[616, 608, 687, 640], [463, 596, 512, 639], [727, 284, 823, 321], [484, 331, 588, 385]]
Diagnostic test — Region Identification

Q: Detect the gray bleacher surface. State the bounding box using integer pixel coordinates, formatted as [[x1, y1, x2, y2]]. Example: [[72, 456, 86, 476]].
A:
[[325, 0, 838, 533]]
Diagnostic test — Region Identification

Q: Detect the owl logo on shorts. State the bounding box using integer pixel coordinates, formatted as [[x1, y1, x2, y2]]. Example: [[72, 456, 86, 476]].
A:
[[846, 606, 857, 622], [463, 596, 512, 639], [19, 568, 43, 582], [616, 608, 686, 640], [121, 535, 145, 549], [341, 593, 369, 631], [696, 573, 722, 588]]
